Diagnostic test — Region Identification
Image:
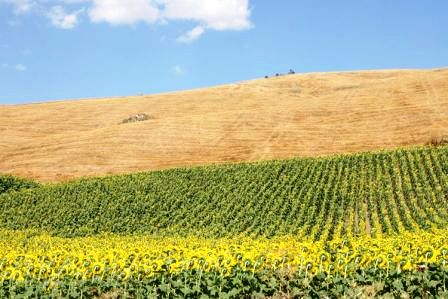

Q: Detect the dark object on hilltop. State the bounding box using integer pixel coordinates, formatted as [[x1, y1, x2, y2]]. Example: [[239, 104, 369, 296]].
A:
[[122, 113, 153, 124], [267, 69, 296, 78]]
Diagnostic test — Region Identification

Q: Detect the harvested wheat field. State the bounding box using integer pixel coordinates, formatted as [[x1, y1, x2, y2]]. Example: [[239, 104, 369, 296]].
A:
[[0, 68, 447, 182]]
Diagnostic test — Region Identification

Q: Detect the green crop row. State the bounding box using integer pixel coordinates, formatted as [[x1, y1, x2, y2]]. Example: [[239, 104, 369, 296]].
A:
[[2, 266, 448, 299], [0, 145, 447, 239]]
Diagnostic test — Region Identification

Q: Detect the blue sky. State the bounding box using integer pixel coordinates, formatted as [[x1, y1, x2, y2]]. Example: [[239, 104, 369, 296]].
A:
[[1, 0, 447, 104]]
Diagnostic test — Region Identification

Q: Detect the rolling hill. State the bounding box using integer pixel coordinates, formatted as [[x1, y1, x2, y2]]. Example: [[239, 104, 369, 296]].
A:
[[1, 68, 447, 181]]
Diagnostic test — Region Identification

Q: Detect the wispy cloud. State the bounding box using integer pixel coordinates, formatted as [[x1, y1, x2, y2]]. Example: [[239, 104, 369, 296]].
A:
[[1, 63, 27, 72], [176, 25, 205, 43], [61, 0, 90, 4], [48, 6, 84, 29], [20, 48, 32, 56], [14, 64, 27, 71], [172, 65, 186, 75], [0, 0, 35, 14]]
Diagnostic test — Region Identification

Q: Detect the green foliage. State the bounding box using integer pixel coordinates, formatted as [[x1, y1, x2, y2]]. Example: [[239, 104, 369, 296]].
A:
[[0, 145, 447, 238], [0, 175, 40, 195], [1, 145, 448, 297], [1, 266, 447, 298]]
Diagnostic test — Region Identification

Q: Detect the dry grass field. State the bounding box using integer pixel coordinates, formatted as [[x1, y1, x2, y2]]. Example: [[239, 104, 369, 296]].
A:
[[1, 68, 447, 182]]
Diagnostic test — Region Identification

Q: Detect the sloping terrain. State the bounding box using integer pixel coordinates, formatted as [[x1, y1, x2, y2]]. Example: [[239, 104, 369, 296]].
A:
[[1, 145, 447, 240], [0, 68, 447, 181]]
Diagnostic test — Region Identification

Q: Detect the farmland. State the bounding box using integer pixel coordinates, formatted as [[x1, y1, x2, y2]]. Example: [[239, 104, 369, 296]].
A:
[[1, 0, 446, 294], [1, 68, 448, 182], [1, 145, 448, 297]]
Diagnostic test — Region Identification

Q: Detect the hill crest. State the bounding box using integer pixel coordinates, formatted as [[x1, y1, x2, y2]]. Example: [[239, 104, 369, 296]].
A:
[[1, 68, 447, 181]]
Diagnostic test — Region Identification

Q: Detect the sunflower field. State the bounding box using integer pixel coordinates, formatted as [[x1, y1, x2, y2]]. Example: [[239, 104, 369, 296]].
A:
[[0, 145, 447, 297]]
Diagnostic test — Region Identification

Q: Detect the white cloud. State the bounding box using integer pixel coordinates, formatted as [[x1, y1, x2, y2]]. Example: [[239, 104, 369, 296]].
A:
[[89, 0, 159, 25], [86, 0, 251, 40], [176, 25, 204, 43], [48, 5, 83, 29], [160, 0, 252, 31], [0, 0, 35, 14], [14, 63, 26, 71], [1, 0, 253, 42], [172, 65, 186, 75]]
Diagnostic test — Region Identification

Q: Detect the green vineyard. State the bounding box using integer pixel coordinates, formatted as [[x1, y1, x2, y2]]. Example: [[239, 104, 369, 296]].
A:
[[1, 145, 447, 239]]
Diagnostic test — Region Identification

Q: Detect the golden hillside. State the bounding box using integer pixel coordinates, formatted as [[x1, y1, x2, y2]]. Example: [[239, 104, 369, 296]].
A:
[[1, 68, 447, 182]]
